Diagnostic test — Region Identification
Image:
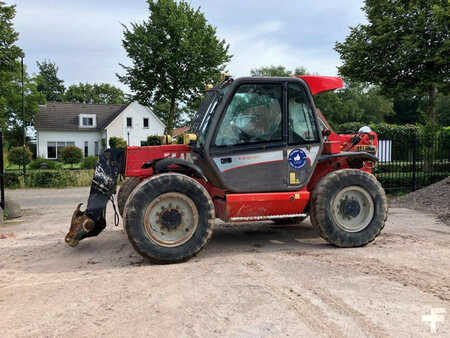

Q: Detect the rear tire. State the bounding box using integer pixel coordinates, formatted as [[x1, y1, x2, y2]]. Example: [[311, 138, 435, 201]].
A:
[[124, 173, 215, 264], [117, 177, 140, 216], [310, 169, 387, 247]]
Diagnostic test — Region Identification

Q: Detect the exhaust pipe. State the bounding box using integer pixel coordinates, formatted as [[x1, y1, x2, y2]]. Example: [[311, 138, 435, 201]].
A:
[[65, 148, 125, 247]]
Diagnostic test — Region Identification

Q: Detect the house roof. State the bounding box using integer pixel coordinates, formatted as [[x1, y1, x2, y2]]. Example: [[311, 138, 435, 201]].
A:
[[172, 126, 190, 137], [34, 102, 130, 131]]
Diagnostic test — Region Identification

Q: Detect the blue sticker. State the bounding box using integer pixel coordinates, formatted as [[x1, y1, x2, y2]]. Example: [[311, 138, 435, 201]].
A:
[[288, 149, 307, 169]]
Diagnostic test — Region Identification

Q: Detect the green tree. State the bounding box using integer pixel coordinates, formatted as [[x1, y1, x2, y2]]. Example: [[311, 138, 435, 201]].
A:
[[0, 3, 22, 73], [0, 3, 45, 147], [314, 80, 394, 125], [436, 94, 450, 126], [59, 146, 82, 168], [64, 83, 126, 104], [35, 60, 65, 102], [7, 146, 32, 169], [250, 65, 292, 77], [118, 0, 232, 134], [335, 0, 449, 125]]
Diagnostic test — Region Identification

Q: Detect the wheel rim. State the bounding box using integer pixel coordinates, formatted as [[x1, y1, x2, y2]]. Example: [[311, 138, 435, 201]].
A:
[[331, 186, 374, 232], [144, 192, 199, 247]]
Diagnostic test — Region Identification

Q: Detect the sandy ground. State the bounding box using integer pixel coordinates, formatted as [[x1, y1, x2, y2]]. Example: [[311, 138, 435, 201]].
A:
[[1, 187, 449, 337]]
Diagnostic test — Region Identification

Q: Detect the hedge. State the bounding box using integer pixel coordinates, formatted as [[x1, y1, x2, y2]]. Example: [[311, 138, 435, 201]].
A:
[[334, 122, 420, 140], [4, 170, 94, 189]]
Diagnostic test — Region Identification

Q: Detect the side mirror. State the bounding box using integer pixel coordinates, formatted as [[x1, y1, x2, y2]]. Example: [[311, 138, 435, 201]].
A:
[[321, 129, 331, 137]]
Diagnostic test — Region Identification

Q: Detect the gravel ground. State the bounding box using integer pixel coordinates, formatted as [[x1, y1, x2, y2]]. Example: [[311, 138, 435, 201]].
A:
[[391, 176, 450, 225], [1, 187, 449, 337]]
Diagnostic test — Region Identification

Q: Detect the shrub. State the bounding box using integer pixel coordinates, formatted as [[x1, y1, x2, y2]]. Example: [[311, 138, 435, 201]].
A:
[[146, 135, 161, 146], [29, 158, 58, 170], [109, 137, 127, 148], [81, 156, 98, 169], [7, 146, 32, 168], [176, 135, 184, 144], [25, 171, 75, 188], [59, 146, 83, 167]]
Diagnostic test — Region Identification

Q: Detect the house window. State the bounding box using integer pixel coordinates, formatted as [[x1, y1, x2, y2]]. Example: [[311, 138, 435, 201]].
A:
[[143, 118, 149, 128], [48, 142, 57, 159], [82, 117, 94, 127], [79, 114, 97, 128], [84, 141, 88, 157], [127, 117, 132, 127], [47, 141, 75, 159], [94, 141, 99, 156]]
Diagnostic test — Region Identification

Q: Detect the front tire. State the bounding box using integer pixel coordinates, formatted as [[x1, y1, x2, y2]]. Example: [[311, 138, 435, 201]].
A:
[[310, 169, 387, 247], [124, 173, 215, 264], [117, 177, 140, 217]]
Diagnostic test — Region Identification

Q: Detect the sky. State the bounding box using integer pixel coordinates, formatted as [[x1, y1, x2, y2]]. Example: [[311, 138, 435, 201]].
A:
[[11, 0, 367, 93]]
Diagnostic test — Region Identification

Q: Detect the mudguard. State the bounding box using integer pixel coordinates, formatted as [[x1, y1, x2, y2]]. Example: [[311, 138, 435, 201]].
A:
[[147, 157, 206, 179]]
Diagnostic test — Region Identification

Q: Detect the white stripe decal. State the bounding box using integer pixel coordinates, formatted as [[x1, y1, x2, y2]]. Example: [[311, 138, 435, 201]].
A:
[[230, 213, 307, 221], [214, 150, 283, 172]]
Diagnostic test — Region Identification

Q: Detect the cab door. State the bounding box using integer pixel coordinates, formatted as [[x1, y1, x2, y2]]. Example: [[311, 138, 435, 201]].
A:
[[209, 82, 286, 192], [285, 82, 322, 189]]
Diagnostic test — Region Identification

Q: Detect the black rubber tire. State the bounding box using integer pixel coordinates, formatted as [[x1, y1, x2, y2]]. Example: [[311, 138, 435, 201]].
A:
[[273, 216, 307, 225], [117, 177, 140, 216], [124, 173, 215, 264], [310, 169, 387, 247]]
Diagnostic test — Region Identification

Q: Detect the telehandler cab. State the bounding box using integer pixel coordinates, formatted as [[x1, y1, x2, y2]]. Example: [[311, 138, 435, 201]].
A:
[[66, 75, 387, 264]]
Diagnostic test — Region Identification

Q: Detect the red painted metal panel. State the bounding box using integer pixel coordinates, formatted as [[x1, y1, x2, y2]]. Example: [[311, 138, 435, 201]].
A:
[[296, 75, 343, 95], [226, 191, 310, 221], [125, 144, 191, 177]]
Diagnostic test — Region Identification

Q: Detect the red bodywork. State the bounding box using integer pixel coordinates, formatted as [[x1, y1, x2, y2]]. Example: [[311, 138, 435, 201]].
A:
[[122, 76, 378, 223]]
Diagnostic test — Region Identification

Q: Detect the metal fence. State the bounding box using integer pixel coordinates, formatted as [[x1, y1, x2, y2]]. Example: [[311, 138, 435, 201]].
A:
[[374, 133, 450, 193]]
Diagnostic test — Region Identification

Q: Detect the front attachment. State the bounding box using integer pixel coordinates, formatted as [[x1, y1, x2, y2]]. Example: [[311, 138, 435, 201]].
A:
[[65, 148, 125, 247]]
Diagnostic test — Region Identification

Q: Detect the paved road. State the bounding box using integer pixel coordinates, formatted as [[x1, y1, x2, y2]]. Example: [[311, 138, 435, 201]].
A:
[[1, 188, 449, 337]]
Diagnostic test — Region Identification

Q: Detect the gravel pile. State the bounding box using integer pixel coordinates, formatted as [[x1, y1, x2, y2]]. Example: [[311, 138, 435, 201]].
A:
[[390, 176, 450, 225]]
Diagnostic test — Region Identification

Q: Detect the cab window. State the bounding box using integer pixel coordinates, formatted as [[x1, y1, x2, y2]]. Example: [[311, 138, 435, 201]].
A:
[[288, 83, 319, 144], [215, 84, 282, 146]]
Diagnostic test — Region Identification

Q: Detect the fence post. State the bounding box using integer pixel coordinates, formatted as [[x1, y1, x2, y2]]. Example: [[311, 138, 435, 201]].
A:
[[412, 134, 417, 192]]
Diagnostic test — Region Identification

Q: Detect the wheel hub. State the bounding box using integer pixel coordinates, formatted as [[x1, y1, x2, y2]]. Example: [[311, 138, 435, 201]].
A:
[[144, 192, 199, 247], [340, 197, 361, 219], [159, 208, 182, 231], [331, 186, 374, 233]]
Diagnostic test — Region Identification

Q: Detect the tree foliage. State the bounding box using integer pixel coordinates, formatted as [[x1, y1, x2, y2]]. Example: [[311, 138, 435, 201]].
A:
[[7, 146, 32, 168], [118, 0, 232, 134], [250, 65, 310, 77], [335, 0, 450, 124], [0, 4, 45, 147], [250, 65, 291, 77], [109, 137, 127, 148], [35, 60, 65, 102], [64, 82, 127, 104], [315, 81, 394, 125], [0, 3, 22, 73]]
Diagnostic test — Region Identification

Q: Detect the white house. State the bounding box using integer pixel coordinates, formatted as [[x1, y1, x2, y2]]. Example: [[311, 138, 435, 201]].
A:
[[34, 101, 165, 159]]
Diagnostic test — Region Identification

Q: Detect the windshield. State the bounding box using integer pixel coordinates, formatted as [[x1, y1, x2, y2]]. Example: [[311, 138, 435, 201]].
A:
[[190, 90, 222, 146]]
